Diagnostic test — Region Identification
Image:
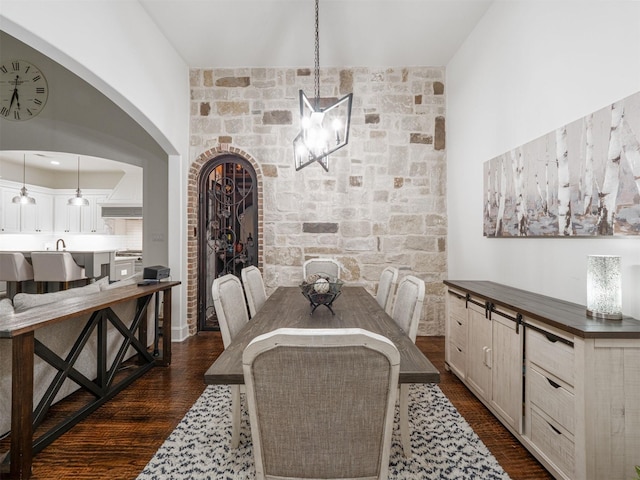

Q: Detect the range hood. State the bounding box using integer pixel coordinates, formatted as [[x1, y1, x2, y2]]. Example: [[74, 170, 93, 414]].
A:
[[100, 169, 143, 207], [101, 206, 143, 218]]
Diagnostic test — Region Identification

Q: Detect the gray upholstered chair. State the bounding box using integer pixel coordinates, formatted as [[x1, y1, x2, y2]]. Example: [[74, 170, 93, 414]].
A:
[[390, 274, 425, 458], [242, 328, 399, 480], [31, 251, 87, 292], [375, 266, 399, 315], [302, 258, 340, 280], [211, 273, 250, 448], [240, 266, 267, 318], [0, 252, 34, 296]]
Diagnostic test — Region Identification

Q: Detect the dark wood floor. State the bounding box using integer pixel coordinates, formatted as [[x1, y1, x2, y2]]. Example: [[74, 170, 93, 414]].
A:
[[2, 333, 553, 480]]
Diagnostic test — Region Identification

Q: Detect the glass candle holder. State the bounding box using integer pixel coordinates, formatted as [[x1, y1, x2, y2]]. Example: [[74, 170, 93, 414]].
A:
[[586, 255, 623, 320]]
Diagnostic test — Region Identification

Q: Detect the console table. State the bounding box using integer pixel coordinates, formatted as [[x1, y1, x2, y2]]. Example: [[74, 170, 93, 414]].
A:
[[0, 281, 179, 480], [444, 280, 640, 480]]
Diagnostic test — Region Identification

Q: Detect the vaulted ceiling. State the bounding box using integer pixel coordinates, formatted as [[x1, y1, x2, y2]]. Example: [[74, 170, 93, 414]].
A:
[[139, 0, 493, 68]]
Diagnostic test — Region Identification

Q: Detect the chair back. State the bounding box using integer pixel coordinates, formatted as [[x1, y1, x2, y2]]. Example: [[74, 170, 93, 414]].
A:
[[0, 252, 34, 282], [375, 266, 399, 315], [31, 252, 86, 282], [390, 275, 425, 342], [243, 328, 399, 480], [211, 274, 250, 347], [241, 266, 267, 318], [302, 258, 340, 280]]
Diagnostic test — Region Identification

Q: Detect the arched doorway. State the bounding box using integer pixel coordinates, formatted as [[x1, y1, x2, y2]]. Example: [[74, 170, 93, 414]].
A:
[[197, 154, 258, 331]]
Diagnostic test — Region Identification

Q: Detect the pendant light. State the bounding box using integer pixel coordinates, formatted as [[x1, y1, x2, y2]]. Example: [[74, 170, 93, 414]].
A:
[[68, 156, 89, 206], [293, 0, 353, 171], [12, 154, 36, 205]]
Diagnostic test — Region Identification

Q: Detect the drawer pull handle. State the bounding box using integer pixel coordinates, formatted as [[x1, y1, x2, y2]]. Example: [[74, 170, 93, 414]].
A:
[[545, 333, 560, 343], [456, 346, 462, 353], [456, 320, 462, 326], [548, 422, 562, 435], [547, 378, 561, 389]]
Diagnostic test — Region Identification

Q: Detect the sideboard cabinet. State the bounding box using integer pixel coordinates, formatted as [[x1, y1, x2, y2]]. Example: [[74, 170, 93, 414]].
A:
[[444, 280, 640, 480]]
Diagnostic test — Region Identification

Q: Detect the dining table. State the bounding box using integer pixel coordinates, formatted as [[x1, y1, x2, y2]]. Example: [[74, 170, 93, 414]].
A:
[[204, 286, 440, 385]]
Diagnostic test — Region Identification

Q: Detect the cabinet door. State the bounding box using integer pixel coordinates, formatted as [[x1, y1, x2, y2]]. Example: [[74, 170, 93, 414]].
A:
[[490, 311, 523, 432], [33, 192, 53, 232], [1, 189, 22, 232], [54, 195, 80, 233], [466, 300, 492, 400], [83, 194, 109, 233]]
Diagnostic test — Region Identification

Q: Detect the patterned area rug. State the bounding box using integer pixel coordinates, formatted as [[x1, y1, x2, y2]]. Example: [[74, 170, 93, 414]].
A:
[[138, 384, 511, 479]]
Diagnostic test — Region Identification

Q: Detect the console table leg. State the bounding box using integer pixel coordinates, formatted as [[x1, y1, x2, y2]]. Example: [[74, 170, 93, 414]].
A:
[[11, 332, 34, 480]]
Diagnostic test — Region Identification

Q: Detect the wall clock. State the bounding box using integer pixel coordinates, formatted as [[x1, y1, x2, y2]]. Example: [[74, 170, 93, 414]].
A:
[[0, 59, 49, 121]]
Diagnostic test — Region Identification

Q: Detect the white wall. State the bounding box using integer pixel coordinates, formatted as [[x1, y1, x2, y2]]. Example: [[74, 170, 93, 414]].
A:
[[0, 1, 191, 339], [447, 1, 640, 318]]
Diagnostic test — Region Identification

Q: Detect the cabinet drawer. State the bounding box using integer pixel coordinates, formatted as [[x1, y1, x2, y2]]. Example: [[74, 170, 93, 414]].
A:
[[528, 365, 574, 433], [447, 290, 467, 320], [527, 326, 575, 386], [448, 342, 466, 378], [450, 314, 467, 349], [530, 407, 575, 478]]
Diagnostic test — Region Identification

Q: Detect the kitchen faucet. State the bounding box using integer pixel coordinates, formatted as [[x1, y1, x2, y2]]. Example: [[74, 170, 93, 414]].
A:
[[56, 238, 66, 251]]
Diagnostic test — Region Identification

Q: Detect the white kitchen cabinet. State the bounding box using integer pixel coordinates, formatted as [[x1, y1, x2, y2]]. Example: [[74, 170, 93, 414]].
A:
[[1, 186, 53, 233], [54, 194, 81, 233], [1, 188, 21, 232], [21, 191, 54, 233], [54, 191, 110, 234]]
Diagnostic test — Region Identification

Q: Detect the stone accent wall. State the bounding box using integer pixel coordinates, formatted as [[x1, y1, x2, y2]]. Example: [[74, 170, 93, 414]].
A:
[[189, 66, 447, 336]]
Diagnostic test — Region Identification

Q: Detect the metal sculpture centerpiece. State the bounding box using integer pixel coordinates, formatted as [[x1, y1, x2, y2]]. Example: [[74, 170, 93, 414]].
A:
[[300, 273, 343, 314]]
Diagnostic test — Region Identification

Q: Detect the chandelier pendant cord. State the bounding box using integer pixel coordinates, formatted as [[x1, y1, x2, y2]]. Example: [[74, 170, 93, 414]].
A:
[[314, 0, 320, 109]]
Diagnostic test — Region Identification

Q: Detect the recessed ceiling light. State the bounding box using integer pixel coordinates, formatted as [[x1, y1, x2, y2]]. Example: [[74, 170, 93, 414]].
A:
[[50, 160, 60, 165]]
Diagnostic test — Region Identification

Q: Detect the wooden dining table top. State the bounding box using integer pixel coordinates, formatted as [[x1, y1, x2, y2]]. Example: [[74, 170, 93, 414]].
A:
[[204, 286, 440, 385]]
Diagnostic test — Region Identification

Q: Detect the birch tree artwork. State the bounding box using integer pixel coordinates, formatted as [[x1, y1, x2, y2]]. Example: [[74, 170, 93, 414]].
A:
[[484, 90, 640, 237]]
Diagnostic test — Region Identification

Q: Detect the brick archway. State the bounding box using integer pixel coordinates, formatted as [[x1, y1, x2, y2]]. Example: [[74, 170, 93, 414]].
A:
[[186, 145, 263, 335]]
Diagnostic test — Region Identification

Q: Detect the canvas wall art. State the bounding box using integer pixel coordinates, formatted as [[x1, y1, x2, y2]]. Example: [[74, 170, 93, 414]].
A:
[[484, 91, 640, 237]]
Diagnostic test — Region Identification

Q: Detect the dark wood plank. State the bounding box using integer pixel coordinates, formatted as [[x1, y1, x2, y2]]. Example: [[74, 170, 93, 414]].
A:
[[0, 282, 181, 338], [204, 286, 440, 385], [444, 280, 640, 338], [10, 333, 34, 480], [0, 333, 551, 480]]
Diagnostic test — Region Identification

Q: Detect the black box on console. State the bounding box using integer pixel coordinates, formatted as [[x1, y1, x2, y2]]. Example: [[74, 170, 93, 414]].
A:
[[143, 265, 170, 280]]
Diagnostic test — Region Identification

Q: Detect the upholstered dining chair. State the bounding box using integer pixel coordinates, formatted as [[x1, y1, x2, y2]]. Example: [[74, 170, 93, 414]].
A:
[[240, 266, 267, 318], [390, 274, 425, 458], [302, 258, 340, 280], [0, 252, 34, 296], [375, 266, 399, 315], [211, 273, 250, 448], [31, 251, 87, 292], [242, 328, 400, 480]]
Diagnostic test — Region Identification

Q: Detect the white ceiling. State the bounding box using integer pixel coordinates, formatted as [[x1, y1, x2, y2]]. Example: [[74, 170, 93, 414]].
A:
[[139, 0, 493, 68], [0, 151, 137, 174], [1, 1, 492, 173]]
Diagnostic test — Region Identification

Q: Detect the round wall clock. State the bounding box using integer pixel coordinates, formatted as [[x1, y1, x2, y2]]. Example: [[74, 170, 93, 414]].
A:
[[0, 59, 49, 121]]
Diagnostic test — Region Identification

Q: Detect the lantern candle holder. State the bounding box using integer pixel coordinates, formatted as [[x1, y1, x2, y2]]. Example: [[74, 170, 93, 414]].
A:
[[586, 255, 623, 320]]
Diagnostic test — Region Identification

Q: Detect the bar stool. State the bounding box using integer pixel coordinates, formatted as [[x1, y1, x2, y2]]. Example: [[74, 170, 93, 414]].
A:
[[0, 252, 34, 298], [31, 251, 88, 292]]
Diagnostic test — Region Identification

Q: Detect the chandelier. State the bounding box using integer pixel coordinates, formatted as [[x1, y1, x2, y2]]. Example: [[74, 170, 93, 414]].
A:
[[293, 0, 353, 171]]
